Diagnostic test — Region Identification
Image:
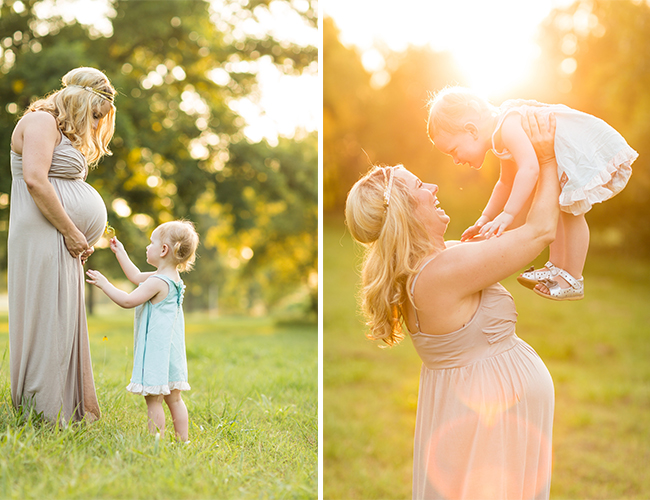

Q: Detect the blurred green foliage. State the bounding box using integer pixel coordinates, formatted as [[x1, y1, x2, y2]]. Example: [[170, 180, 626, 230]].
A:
[[0, 0, 317, 316], [324, 0, 650, 256]]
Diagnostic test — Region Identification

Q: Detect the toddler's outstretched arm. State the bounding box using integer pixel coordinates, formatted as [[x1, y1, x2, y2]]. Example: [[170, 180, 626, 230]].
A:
[[461, 168, 514, 241], [110, 237, 154, 285], [86, 270, 167, 308], [480, 113, 540, 238]]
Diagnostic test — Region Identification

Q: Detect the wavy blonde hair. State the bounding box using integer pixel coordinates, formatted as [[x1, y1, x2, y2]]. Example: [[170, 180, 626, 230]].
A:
[[156, 220, 200, 273], [427, 86, 496, 140], [345, 166, 435, 346], [26, 67, 116, 167]]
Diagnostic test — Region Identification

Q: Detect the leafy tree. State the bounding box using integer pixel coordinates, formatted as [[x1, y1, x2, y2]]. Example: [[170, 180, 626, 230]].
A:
[[324, 3, 650, 253], [322, 17, 373, 212], [323, 17, 488, 235], [533, 0, 650, 256], [0, 0, 317, 314]]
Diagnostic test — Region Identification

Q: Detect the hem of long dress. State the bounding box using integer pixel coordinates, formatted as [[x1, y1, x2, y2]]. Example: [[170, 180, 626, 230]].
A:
[[559, 145, 637, 215], [126, 381, 191, 395]]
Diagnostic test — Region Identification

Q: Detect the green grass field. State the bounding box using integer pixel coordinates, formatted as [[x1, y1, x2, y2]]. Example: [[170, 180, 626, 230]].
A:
[[324, 217, 650, 500], [0, 309, 317, 499]]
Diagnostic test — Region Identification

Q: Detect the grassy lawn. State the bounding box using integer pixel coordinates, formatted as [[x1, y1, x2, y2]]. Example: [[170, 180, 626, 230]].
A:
[[0, 308, 317, 499], [324, 217, 650, 500]]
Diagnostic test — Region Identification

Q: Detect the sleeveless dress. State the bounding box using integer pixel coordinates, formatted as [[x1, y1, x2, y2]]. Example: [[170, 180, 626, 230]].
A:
[[492, 100, 638, 215], [126, 275, 190, 396], [410, 260, 554, 500], [8, 132, 106, 424]]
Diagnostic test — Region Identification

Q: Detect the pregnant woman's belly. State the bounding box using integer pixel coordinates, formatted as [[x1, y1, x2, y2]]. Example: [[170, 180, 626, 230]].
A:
[[55, 179, 107, 247]]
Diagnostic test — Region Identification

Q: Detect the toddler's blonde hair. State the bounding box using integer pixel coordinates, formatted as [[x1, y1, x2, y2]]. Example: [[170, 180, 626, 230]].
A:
[[25, 67, 116, 167], [156, 220, 200, 272], [427, 86, 496, 140], [346, 166, 435, 346]]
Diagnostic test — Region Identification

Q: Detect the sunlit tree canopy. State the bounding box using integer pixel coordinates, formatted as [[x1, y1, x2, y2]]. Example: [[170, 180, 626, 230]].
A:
[[324, 0, 650, 256], [0, 0, 318, 317]]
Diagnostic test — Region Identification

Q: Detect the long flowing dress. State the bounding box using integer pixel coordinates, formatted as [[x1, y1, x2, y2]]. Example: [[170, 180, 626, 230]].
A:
[[8, 132, 107, 425], [410, 261, 554, 500]]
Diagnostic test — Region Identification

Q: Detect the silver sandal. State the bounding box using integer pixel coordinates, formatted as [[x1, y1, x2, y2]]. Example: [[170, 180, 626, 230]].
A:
[[517, 261, 558, 290], [534, 268, 584, 301]]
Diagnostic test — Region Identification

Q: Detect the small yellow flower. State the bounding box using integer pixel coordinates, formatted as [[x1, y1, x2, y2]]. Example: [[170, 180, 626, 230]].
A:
[[102, 336, 108, 342], [104, 223, 115, 239]]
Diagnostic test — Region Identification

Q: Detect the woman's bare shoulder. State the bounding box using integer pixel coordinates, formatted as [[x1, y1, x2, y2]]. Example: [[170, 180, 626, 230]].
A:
[[12, 111, 60, 154], [411, 247, 482, 334], [19, 110, 57, 127], [15, 111, 58, 138]]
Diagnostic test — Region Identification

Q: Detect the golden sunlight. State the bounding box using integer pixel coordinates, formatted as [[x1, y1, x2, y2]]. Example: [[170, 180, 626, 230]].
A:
[[326, 0, 574, 99]]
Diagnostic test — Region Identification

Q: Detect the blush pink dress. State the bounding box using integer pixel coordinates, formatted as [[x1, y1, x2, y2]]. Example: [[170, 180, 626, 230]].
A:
[[410, 259, 554, 500]]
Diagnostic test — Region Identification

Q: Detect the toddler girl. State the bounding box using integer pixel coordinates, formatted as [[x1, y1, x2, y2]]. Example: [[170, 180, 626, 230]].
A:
[[86, 220, 199, 440], [427, 86, 637, 301]]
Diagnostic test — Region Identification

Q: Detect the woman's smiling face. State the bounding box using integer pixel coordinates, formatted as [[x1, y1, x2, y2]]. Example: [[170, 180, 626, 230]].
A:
[[393, 167, 450, 229]]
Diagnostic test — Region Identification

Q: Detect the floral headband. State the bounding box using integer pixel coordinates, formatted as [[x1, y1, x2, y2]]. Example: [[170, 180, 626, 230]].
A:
[[65, 84, 114, 103], [382, 167, 395, 209]]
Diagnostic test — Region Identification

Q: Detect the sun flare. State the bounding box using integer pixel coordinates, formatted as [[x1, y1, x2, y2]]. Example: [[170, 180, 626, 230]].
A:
[[326, 0, 572, 99]]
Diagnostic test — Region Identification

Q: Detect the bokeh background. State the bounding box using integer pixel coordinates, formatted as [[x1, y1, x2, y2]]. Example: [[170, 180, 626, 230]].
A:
[[0, 0, 318, 320], [324, 0, 650, 498]]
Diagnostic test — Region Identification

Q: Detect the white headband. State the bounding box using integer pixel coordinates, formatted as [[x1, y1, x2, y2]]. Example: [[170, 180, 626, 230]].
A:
[[382, 167, 395, 209]]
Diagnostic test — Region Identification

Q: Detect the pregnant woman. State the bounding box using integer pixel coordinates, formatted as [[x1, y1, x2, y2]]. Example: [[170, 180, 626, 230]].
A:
[[345, 112, 559, 499], [8, 67, 116, 424]]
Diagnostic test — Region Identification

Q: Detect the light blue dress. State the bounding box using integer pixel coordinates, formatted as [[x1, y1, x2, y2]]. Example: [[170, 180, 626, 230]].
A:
[[126, 275, 191, 396], [491, 100, 638, 215]]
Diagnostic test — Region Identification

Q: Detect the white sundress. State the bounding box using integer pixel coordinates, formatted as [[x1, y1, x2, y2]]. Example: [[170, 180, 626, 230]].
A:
[[492, 100, 638, 215]]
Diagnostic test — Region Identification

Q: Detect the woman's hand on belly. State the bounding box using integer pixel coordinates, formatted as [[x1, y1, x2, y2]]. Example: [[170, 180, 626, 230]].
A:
[[80, 246, 94, 265], [64, 226, 90, 259]]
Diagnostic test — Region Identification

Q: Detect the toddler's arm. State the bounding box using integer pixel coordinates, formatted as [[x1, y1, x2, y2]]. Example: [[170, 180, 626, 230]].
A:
[[461, 164, 514, 241], [480, 114, 540, 238], [110, 237, 155, 285], [85, 270, 167, 308]]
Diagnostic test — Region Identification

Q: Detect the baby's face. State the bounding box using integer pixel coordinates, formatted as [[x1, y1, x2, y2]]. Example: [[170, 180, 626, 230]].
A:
[[432, 130, 487, 170]]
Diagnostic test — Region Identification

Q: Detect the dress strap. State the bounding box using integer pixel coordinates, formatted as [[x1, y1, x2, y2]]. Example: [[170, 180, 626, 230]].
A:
[[491, 107, 521, 160], [410, 256, 437, 332], [151, 275, 185, 306]]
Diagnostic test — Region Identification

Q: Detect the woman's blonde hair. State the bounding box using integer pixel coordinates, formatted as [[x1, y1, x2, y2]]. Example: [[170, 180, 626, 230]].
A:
[[427, 86, 496, 140], [156, 220, 200, 272], [345, 166, 435, 346], [26, 67, 116, 167]]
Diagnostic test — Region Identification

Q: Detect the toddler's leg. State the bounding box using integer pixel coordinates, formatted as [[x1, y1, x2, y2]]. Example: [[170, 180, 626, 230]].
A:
[[548, 213, 566, 269], [164, 390, 189, 442], [145, 395, 166, 436], [558, 212, 589, 279], [536, 212, 589, 295]]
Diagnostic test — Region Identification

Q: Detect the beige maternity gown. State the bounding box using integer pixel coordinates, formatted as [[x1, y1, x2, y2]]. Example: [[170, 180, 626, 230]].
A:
[[410, 260, 554, 500], [8, 132, 106, 425]]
